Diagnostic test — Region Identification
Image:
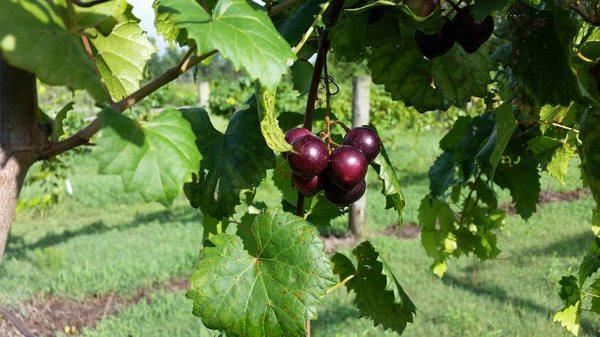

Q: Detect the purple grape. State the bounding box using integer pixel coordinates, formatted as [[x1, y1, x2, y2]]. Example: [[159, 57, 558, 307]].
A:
[[404, 0, 439, 17], [292, 174, 323, 197], [414, 20, 455, 59], [287, 135, 330, 178], [343, 126, 382, 162], [324, 179, 367, 206], [327, 145, 368, 190], [285, 127, 312, 144]]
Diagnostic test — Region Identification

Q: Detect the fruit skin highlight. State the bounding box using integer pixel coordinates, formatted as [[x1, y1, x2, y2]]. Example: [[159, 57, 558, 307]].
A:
[[327, 145, 368, 190], [292, 174, 323, 197], [343, 126, 382, 162], [324, 179, 367, 206], [451, 6, 494, 54], [404, 0, 439, 17], [287, 135, 330, 179], [285, 127, 312, 144]]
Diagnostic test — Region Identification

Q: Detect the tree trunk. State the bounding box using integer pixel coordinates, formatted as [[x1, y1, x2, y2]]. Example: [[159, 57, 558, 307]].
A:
[[0, 56, 41, 263]]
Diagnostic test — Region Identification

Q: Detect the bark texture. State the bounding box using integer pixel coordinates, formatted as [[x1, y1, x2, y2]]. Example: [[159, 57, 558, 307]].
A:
[[0, 57, 41, 263]]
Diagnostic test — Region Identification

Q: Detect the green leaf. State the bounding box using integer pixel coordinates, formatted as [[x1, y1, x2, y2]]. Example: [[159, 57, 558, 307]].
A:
[[156, 0, 295, 86], [51, 101, 75, 142], [184, 106, 275, 218], [580, 108, 600, 205], [276, 0, 327, 45], [67, 0, 128, 33], [590, 277, 600, 313], [255, 86, 293, 153], [508, 2, 581, 105], [579, 237, 600, 284], [547, 143, 575, 184], [290, 60, 313, 95], [418, 196, 457, 276], [332, 241, 415, 334], [428, 152, 456, 198], [494, 154, 540, 220], [489, 102, 516, 170], [371, 142, 406, 222], [368, 30, 492, 113], [554, 275, 581, 336], [91, 21, 156, 100], [472, 0, 514, 21], [0, 0, 107, 101], [97, 108, 201, 206], [305, 195, 345, 227], [187, 209, 334, 337]]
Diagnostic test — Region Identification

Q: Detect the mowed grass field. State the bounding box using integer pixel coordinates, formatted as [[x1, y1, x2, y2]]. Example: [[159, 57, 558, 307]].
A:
[[1, 119, 598, 337]]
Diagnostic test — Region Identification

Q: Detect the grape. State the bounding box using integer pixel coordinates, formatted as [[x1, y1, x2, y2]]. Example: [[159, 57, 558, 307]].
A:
[[287, 135, 330, 178], [451, 6, 494, 54], [404, 0, 439, 17], [285, 127, 312, 144], [327, 145, 368, 189], [292, 174, 323, 197], [343, 126, 382, 162], [324, 179, 366, 206], [414, 21, 455, 60]]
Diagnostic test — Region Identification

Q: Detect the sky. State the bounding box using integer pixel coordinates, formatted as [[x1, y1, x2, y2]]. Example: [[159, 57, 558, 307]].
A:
[[127, 0, 169, 51]]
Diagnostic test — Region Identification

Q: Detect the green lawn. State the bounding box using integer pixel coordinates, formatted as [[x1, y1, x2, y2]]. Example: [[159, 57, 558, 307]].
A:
[[1, 121, 598, 337]]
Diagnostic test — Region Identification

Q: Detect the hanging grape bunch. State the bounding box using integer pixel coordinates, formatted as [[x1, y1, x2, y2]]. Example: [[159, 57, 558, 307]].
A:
[[285, 126, 381, 206], [410, 0, 495, 59]]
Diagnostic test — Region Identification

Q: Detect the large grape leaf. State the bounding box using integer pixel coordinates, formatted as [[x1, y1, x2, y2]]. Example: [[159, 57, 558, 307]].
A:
[[0, 0, 107, 102], [547, 143, 575, 185], [331, 241, 416, 334], [97, 108, 201, 206], [371, 144, 406, 222], [184, 106, 275, 219], [508, 2, 581, 105], [187, 209, 334, 337], [554, 275, 581, 336], [155, 0, 295, 87], [91, 21, 156, 100], [418, 196, 457, 276], [276, 0, 328, 45]]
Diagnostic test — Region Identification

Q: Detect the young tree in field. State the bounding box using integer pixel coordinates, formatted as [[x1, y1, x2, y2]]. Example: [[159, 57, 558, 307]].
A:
[[1, 0, 599, 336]]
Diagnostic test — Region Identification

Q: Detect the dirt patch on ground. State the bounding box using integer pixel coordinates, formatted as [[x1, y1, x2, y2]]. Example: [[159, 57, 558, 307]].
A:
[[502, 188, 591, 215], [0, 278, 188, 337], [322, 234, 356, 253], [381, 223, 421, 239]]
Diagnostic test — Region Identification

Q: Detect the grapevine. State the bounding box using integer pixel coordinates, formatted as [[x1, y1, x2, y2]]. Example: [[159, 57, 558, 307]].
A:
[[0, 0, 599, 336]]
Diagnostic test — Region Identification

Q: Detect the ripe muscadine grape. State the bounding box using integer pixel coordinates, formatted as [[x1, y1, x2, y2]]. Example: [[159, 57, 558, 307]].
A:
[[285, 127, 312, 144], [291, 174, 323, 197], [343, 126, 382, 162], [327, 145, 368, 190], [287, 135, 330, 178], [324, 179, 367, 206]]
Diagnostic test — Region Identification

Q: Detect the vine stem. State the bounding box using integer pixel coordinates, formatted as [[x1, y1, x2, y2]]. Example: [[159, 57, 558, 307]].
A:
[[575, 51, 595, 64], [326, 274, 355, 294], [293, 2, 345, 336]]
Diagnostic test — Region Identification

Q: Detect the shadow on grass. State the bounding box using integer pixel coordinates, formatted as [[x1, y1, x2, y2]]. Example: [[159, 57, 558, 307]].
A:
[[5, 206, 201, 260], [516, 231, 594, 259], [443, 274, 599, 335]]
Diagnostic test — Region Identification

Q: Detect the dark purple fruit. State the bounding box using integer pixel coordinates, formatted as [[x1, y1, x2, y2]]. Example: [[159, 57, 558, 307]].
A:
[[285, 127, 312, 144], [324, 179, 367, 206], [414, 21, 454, 59], [292, 174, 323, 197], [451, 6, 494, 54], [327, 145, 368, 190], [404, 0, 439, 17], [288, 135, 329, 178], [343, 126, 381, 162]]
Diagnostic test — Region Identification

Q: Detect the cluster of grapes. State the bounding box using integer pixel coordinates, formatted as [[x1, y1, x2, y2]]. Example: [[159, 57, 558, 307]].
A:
[[409, 0, 494, 59], [284, 126, 381, 206]]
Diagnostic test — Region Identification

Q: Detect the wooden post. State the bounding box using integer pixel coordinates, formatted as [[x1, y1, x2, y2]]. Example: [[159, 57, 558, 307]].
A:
[[349, 75, 370, 238], [198, 80, 210, 110]]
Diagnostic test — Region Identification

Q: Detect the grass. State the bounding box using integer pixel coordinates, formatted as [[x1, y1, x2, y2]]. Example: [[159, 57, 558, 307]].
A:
[[1, 120, 598, 336]]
